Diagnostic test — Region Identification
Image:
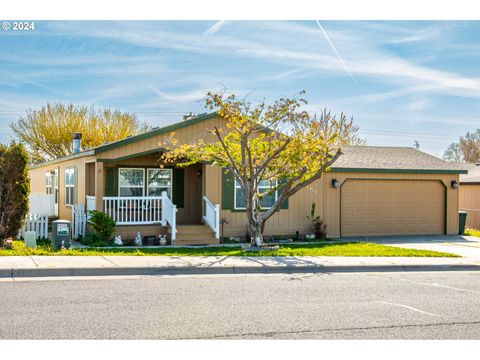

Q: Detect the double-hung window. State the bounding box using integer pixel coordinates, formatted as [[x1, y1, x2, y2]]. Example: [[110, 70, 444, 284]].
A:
[[234, 179, 278, 210], [64, 168, 75, 205], [118, 168, 145, 197], [147, 169, 173, 197], [45, 172, 53, 195]]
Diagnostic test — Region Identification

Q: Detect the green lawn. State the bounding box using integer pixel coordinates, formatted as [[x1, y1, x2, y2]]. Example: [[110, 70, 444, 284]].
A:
[[465, 228, 480, 237], [0, 240, 458, 257]]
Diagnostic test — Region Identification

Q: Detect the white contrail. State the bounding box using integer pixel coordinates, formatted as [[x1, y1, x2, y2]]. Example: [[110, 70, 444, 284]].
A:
[[315, 20, 358, 86], [204, 20, 229, 35]]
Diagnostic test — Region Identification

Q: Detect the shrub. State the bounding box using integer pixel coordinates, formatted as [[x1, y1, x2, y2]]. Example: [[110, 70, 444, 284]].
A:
[[79, 232, 113, 247], [306, 203, 327, 240], [312, 219, 327, 240], [87, 210, 115, 242], [0, 143, 30, 246]]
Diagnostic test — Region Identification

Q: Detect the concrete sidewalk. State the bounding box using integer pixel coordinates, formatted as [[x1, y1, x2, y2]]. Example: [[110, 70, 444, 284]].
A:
[[1, 255, 480, 278]]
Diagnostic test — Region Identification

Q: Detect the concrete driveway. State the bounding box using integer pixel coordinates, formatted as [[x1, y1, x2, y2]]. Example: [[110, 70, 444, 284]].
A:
[[342, 235, 480, 258]]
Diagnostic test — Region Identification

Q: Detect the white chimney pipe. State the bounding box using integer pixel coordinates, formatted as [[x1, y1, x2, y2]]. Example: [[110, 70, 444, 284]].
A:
[[72, 133, 82, 154]]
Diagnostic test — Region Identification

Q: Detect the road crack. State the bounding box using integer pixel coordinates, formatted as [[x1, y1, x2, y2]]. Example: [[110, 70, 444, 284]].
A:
[[184, 320, 480, 339]]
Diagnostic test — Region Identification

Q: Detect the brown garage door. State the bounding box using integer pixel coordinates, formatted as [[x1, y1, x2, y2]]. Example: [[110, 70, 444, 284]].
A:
[[341, 179, 445, 236]]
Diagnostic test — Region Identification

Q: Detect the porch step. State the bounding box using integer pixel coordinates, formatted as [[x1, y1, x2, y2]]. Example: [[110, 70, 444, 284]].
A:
[[175, 225, 215, 234], [173, 224, 218, 245]]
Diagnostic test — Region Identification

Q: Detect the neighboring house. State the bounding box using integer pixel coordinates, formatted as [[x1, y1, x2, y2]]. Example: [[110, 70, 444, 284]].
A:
[[28, 113, 467, 244], [459, 163, 480, 230]]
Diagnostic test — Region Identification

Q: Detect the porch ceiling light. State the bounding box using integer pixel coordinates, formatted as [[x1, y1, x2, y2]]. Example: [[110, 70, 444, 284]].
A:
[[451, 180, 459, 189], [332, 179, 339, 189]]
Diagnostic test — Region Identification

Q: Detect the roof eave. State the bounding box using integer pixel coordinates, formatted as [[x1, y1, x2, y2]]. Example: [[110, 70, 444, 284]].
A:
[[27, 112, 218, 168], [330, 167, 468, 175], [92, 112, 218, 155], [29, 150, 95, 169]]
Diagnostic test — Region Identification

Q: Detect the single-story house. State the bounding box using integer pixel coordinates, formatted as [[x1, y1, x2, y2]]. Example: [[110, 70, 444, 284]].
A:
[[28, 113, 467, 244], [459, 163, 480, 230]]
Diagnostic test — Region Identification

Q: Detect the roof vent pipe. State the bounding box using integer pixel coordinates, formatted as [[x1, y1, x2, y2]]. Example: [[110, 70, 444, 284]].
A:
[[72, 132, 82, 154]]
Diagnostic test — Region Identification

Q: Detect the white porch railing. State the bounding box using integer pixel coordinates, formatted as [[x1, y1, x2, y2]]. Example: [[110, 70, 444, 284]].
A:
[[86, 195, 96, 213], [161, 191, 177, 242], [203, 196, 220, 240], [102, 193, 177, 242], [103, 196, 163, 225]]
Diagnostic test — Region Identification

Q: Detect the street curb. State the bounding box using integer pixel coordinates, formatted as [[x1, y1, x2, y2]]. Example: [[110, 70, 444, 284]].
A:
[[1, 264, 480, 278]]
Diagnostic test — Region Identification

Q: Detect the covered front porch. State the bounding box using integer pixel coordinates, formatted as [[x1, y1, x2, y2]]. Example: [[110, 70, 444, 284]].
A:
[[84, 151, 220, 244]]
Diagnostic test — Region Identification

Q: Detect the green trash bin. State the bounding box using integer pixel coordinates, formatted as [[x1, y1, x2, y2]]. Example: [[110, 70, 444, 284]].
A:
[[459, 211, 468, 235], [52, 220, 72, 250]]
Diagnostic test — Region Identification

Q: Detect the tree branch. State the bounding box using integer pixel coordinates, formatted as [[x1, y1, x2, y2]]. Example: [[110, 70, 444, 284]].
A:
[[260, 149, 343, 222], [213, 126, 242, 181], [253, 138, 291, 178]]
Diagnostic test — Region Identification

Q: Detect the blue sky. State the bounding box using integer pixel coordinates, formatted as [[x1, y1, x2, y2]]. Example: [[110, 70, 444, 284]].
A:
[[1, 20, 480, 156]]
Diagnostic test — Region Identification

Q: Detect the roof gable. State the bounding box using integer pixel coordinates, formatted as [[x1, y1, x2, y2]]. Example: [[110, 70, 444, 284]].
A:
[[331, 146, 468, 174], [92, 112, 218, 154], [30, 112, 218, 168]]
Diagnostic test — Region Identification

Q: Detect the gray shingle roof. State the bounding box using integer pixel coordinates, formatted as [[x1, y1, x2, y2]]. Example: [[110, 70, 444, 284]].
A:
[[331, 146, 468, 173], [460, 163, 480, 183]]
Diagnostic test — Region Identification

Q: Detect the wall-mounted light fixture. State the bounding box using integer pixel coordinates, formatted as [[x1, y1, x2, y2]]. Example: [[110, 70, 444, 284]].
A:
[[332, 179, 339, 189], [196, 169, 203, 177], [451, 180, 459, 189]]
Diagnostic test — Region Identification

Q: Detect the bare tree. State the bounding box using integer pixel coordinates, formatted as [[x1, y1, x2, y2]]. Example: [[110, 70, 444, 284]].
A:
[[11, 103, 150, 163], [444, 129, 480, 163]]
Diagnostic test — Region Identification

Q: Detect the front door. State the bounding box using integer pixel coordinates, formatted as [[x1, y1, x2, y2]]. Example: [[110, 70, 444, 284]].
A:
[[180, 163, 203, 224]]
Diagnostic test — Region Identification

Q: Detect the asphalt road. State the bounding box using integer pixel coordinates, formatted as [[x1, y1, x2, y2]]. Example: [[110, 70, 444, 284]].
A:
[[1, 271, 480, 339]]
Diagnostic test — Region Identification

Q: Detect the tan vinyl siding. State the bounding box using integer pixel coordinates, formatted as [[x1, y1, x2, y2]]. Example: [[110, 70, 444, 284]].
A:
[[29, 156, 95, 221], [205, 165, 325, 237], [27, 115, 460, 240], [97, 117, 226, 160], [210, 170, 459, 238], [459, 184, 480, 230]]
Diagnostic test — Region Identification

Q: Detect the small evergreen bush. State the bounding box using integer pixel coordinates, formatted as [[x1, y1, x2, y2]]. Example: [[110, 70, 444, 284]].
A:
[[0, 143, 30, 246], [85, 210, 115, 245]]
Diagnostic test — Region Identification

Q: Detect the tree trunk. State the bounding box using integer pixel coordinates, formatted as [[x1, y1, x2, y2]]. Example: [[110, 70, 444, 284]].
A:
[[244, 181, 264, 247], [248, 216, 264, 247]]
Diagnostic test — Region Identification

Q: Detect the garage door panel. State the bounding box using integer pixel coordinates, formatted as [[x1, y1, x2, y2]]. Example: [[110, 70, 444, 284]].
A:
[[341, 180, 445, 236]]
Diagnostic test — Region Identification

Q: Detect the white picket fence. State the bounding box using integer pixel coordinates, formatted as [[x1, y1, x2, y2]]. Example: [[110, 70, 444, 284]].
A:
[[72, 204, 88, 239], [18, 213, 49, 240]]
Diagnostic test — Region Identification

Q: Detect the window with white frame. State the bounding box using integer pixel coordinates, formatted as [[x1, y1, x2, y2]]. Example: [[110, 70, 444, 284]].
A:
[[234, 179, 278, 210], [147, 168, 173, 197], [64, 168, 75, 205], [118, 168, 145, 197], [45, 172, 53, 194]]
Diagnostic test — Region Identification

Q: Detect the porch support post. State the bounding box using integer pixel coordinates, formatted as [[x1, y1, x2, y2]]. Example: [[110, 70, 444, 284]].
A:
[[95, 161, 105, 212]]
